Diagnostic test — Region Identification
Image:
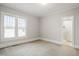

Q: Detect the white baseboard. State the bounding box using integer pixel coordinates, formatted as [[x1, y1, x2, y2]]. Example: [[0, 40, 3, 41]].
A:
[[0, 38, 39, 48], [40, 38, 77, 48], [74, 45, 79, 48], [40, 37, 62, 45], [1, 37, 77, 49]]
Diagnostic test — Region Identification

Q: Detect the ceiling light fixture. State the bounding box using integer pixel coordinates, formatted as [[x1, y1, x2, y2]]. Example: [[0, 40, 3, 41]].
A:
[[40, 3, 48, 5]]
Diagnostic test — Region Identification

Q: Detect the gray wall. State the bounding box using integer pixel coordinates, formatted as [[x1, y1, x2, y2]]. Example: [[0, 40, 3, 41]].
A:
[[40, 14, 62, 43], [74, 8, 79, 48], [27, 16, 39, 39]]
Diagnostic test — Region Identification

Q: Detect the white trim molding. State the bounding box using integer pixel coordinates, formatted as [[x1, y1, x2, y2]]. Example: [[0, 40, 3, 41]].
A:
[[74, 45, 79, 48], [40, 37, 63, 45], [0, 38, 39, 48]]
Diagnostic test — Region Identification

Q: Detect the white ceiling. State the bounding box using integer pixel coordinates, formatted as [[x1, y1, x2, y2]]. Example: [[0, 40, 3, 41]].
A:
[[0, 3, 79, 18]]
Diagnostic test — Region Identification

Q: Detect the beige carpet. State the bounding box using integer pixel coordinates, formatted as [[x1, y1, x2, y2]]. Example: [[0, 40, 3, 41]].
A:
[[0, 40, 79, 56]]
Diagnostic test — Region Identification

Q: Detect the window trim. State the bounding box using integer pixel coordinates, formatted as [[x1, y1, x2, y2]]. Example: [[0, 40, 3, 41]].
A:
[[1, 12, 27, 41]]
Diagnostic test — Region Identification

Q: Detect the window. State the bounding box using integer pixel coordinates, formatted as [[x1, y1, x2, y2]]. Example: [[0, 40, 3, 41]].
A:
[[4, 15, 15, 38], [2, 13, 26, 40], [18, 18, 26, 37], [1, 13, 26, 41]]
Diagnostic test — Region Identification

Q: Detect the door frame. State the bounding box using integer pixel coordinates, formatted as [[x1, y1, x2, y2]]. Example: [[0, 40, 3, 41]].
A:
[[61, 16, 75, 47]]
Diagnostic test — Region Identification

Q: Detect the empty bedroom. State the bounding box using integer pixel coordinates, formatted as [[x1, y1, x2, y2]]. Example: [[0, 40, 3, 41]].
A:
[[0, 3, 79, 56]]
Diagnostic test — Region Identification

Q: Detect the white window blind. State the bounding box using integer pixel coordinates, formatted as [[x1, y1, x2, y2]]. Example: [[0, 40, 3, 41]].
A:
[[18, 18, 26, 37], [4, 15, 15, 38]]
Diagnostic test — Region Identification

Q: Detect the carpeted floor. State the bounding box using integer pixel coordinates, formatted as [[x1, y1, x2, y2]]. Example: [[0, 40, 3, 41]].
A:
[[0, 40, 79, 56]]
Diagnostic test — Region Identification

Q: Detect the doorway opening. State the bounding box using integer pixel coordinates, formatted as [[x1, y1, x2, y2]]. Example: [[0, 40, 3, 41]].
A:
[[62, 16, 74, 47]]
